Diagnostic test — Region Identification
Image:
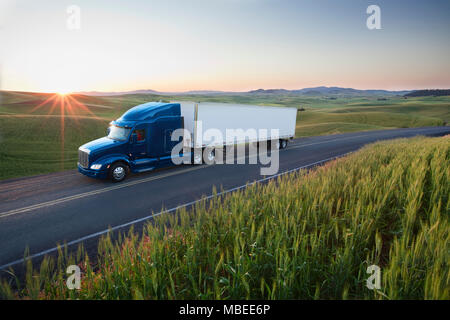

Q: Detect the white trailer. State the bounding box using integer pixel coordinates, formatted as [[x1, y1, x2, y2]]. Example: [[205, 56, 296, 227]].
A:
[[175, 101, 297, 162]]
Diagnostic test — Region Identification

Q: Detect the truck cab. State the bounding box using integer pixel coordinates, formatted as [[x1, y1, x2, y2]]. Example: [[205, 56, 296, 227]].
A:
[[78, 102, 185, 182]]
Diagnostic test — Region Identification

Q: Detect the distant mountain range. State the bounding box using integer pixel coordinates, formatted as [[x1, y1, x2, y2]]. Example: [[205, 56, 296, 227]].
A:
[[404, 89, 450, 97], [77, 89, 228, 96], [246, 87, 412, 96], [76, 86, 412, 97]]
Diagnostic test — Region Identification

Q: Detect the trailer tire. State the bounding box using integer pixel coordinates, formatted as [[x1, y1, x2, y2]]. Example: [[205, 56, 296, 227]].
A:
[[109, 162, 129, 182], [192, 149, 203, 165], [280, 139, 288, 149], [270, 139, 280, 150], [204, 148, 215, 165]]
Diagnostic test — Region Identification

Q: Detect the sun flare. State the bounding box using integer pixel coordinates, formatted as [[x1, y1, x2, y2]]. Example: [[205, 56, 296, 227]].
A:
[[56, 89, 71, 96]]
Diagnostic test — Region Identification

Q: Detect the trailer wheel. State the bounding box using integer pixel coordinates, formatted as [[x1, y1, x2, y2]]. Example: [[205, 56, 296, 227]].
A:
[[280, 139, 288, 149], [272, 139, 280, 150], [204, 148, 215, 165], [109, 162, 128, 182], [192, 149, 203, 165]]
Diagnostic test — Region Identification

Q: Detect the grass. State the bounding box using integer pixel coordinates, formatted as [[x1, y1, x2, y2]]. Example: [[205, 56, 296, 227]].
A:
[[1, 136, 448, 299], [295, 110, 443, 136], [0, 90, 448, 180], [0, 117, 109, 179]]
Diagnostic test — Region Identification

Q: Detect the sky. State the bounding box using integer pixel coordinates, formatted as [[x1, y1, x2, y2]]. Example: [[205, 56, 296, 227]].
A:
[[0, 0, 449, 93]]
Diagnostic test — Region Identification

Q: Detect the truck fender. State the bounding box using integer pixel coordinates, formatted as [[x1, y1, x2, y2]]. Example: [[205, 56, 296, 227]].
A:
[[95, 155, 131, 171]]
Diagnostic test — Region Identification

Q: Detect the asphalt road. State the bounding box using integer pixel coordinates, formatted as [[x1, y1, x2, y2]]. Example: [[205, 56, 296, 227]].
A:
[[0, 126, 449, 270]]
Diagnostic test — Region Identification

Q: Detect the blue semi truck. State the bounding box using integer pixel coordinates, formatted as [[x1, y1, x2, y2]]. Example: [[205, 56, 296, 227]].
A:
[[78, 101, 297, 182]]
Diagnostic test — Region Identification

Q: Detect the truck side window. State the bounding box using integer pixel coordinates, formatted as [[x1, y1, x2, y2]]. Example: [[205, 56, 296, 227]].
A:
[[134, 129, 145, 142]]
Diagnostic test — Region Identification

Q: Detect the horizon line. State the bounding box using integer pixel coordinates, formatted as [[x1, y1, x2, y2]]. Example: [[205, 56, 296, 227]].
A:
[[4, 86, 450, 95]]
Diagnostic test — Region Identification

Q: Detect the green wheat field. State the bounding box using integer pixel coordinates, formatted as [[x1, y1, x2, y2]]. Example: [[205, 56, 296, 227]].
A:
[[1, 136, 448, 299]]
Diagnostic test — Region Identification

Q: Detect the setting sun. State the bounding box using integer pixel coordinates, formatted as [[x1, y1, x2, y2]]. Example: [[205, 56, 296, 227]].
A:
[[56, 88, 70, 94]]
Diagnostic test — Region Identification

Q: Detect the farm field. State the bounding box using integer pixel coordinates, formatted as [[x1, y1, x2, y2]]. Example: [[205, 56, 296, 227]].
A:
[[1, 136, 448, 299], [0, 90, 448, 180]]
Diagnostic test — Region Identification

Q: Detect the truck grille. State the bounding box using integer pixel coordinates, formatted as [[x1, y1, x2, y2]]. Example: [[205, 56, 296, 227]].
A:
[[78, 149, 89, 168]]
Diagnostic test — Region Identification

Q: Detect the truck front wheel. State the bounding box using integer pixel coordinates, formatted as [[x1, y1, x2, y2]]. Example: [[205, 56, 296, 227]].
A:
[[109, 162, 128, 182]]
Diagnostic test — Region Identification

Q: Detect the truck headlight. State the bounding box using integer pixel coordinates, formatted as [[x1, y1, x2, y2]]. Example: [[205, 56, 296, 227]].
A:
[[90, 164, 102, 170]]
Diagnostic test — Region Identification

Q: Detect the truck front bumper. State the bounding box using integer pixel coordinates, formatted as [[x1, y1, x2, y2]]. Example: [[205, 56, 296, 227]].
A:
[[77, 164, 108, 179]]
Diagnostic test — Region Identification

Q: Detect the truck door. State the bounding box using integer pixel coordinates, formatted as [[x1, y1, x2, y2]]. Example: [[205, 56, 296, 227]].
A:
[[129, 125, 149, 168], [157, 117, 182, 166]]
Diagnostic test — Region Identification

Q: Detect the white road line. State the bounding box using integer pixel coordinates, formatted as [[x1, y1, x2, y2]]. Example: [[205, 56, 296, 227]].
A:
[[0, 152, 350, 271]]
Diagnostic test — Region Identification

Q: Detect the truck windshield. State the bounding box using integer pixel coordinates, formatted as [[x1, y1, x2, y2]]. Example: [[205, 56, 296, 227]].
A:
[[107, 125, 131, 141]]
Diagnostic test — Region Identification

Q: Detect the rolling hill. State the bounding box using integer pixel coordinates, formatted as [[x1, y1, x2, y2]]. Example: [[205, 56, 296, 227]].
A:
[[0, 90, 448, 180]]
